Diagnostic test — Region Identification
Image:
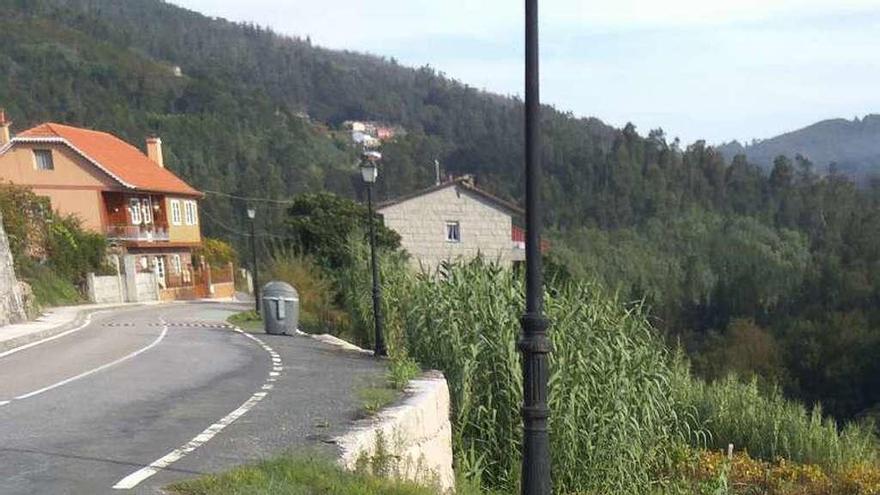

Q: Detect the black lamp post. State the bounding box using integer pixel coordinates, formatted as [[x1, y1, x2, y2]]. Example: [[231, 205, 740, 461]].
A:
[[360, 151, 387, 357], [247, 206, 260, 313], [520, 0, 551, 494]]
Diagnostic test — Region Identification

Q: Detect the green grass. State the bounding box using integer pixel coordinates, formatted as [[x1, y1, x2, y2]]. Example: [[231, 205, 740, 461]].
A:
[[357, 386, 399, 417], [227, 310, 263, 332], [168, 454, 443, 495]]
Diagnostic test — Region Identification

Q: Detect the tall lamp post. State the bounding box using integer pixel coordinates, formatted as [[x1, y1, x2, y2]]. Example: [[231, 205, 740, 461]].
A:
[[247, 206, 260, 313], [360, 151, 387, 357], [520, 0, 551, 494]]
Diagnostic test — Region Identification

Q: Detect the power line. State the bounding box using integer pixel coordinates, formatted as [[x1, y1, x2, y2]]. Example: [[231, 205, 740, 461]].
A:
[[202, 189, 297, 205], [199, 208, 299, 241]]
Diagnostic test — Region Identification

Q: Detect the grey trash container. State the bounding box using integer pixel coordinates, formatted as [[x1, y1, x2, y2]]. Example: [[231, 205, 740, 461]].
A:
[[261, 281, 299, 335]]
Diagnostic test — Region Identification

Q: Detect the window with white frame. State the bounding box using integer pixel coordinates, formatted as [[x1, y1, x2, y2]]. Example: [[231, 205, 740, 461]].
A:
[[446, 221, 461, 243], [129, 198, 142, 225], [184, 200, 197, 225], [33, 150, 54, 170], [141, 198, 152, 224], [170, 254, 181, 274], [170, 200, 182, 225]]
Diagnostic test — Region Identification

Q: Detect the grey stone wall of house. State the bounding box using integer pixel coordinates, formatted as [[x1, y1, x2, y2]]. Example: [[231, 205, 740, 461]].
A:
[[0, 212, 26, 326], [379, 185, 514, 270]]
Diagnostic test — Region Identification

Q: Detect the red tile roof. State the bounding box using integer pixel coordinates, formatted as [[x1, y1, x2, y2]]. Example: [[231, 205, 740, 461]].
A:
[[511, 225, 550, 253], [14, 123, 201, 197]]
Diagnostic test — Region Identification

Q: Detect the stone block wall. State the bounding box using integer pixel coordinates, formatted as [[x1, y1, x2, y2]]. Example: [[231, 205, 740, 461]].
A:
[[380, 185, 513, 270], [336, 371, 455, 492], [0, 212, 25, 326]]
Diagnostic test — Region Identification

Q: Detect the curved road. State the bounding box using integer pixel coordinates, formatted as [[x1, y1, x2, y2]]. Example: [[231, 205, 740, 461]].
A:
[[0, 301, 384, 494]]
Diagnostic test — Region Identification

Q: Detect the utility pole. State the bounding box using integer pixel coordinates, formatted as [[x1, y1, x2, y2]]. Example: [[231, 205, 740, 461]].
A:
[[247, 207, 259, 313], [520, 0, 551, 493]]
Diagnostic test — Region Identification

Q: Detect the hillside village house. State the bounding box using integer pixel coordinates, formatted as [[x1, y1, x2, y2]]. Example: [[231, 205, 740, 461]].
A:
[[378, 176, 540, 269], [0, 112, 215, 299]]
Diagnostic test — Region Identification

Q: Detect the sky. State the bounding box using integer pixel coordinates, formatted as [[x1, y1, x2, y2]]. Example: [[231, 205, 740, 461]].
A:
[[172, 0, 880, 145]]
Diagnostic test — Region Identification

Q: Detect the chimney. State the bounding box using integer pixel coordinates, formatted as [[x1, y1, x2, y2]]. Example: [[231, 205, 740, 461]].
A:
[[0, 109, 11, 147], [146, 136, 164, 168]]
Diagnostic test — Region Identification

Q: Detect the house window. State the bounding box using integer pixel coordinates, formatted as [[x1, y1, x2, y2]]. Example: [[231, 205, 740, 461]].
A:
[[154, 257, 166, 287], [184, 200, 197, 225], [170, 254, 181, 274], [33, 150, 54, 170], [170, 200, 182, 225], [141, 199, 152, 224], [446, 221, 461, 243], [129, 198, 142, 225]]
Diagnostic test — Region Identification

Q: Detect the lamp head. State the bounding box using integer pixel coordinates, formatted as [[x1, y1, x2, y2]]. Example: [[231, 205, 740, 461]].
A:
[[246, 207, 256, 219], [360, 150, 381, 184]]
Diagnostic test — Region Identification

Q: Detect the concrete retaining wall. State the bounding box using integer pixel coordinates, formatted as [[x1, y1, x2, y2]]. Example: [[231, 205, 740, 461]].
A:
[[335, 371, 455, 492]]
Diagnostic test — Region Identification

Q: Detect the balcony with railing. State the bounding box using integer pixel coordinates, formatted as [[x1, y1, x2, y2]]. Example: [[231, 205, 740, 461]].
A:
[[106, 223, 170, 242]]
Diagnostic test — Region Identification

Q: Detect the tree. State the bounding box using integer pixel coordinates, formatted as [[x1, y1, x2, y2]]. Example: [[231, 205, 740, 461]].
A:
[[284, 192, 401, 270]]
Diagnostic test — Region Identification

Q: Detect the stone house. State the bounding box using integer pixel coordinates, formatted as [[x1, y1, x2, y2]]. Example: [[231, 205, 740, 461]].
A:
[[377, 176, 527, 269]]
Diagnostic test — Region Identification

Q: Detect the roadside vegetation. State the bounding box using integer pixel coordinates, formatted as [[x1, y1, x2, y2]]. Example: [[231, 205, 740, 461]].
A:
[[0, 184, 109, 310], [338, 252, 880, 494], [168, 454, 447, 495], [217, 190, 880, 494]]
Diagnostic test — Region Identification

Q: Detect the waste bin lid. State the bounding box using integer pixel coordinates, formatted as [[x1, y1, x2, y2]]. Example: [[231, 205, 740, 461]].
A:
[[261, 280, 298, 299]]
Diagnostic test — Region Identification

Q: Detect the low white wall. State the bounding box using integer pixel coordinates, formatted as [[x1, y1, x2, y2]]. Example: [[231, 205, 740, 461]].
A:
[[135, 272, 158, 302], [335, 371, 455, 492], [86, 273, 125, 304]]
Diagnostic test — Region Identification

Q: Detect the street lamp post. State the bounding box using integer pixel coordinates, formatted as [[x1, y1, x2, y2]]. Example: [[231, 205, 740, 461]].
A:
[[360, 151, 387, 357], [520, 0, 551, 494], [247, 206, 260, 313]]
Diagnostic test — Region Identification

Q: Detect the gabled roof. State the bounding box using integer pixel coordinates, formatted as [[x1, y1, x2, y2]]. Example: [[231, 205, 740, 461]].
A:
[[377, 176, 524, 216], [2, 123, 201, 197]]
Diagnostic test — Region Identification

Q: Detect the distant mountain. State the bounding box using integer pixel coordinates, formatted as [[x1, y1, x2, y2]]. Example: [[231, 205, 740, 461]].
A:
[[717, 115, 880, 181]]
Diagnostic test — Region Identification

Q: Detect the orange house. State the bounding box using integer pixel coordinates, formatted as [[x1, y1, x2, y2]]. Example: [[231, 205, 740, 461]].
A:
[[0, 111, 203, 289]]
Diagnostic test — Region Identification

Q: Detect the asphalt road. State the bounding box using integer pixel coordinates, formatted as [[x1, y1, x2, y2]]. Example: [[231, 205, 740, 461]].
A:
[[0, 301, 385, 494]]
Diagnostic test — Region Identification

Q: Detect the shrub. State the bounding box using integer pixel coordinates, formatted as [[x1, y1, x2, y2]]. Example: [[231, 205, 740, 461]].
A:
[[0, 184, 108, 300], [17, 260, 83, 307], [45, 215, 108, 285], [194, 237, 238, 267]]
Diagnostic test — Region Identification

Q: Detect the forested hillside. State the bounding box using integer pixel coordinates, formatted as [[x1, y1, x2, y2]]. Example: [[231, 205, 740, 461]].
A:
[[3, 0, 880, 424], [717, 115, 880, 182]]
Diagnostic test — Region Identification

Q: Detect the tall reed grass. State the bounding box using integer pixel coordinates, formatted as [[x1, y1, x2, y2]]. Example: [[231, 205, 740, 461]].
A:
[[675, 367, 878, 470], [340, 249, 879, 493]]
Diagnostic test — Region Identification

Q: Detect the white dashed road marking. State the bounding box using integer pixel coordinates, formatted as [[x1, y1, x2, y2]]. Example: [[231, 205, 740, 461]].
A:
[[112, 328, 281, 490]]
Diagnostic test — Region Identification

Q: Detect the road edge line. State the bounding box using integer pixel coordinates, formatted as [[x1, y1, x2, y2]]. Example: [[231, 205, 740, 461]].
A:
[[111, 327, 281, 491]]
